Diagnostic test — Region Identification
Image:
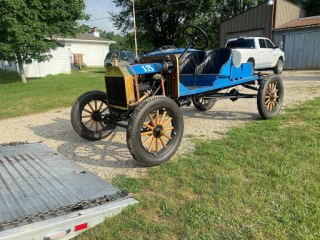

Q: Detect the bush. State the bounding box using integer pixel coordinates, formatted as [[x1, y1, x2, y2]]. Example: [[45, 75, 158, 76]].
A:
[[0, 68, 21, 84]]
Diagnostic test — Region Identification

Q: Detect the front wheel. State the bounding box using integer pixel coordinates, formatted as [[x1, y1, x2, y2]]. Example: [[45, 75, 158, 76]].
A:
[[127, 96, 184, 167], [257, 75, 284, 119], [273, 59, 283, 74], [71, 91, 115, 141], [247, 58, 255, 75], [192, 97, 216, 111]]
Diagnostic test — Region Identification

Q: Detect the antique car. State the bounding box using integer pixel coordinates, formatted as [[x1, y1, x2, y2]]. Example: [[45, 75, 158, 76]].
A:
[[71, 26, 284, 167]]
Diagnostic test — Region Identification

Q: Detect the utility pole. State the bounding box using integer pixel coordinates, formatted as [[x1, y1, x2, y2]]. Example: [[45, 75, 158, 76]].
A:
[[132, 0, 138, 59]]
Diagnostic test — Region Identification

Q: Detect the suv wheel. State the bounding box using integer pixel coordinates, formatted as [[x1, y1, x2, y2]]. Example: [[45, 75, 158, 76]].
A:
[[273, 59, 283, 74]]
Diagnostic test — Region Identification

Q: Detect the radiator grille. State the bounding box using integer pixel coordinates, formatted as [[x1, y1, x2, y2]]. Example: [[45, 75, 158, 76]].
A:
[[105, 76, 127, 108]]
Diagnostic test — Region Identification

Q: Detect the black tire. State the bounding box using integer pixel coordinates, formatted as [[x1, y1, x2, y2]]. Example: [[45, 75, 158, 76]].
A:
[[71, 91, 115, 141], [247, 58, 255, 75], [273, 59, 283, 74], [192, 97, 216, 111], [127, 96, 184, 167], [257, 75, 284, 119]]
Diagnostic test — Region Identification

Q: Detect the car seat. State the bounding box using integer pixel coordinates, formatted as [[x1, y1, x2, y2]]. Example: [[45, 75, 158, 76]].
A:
[[195, 48, 232, 74], [179, 51, 207, 74]]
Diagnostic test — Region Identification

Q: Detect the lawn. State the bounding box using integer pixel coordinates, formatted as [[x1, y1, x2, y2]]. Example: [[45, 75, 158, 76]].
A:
[[76, 97, 320, 240], [1, 68, 319, 239], [0, 68, 106, 120]]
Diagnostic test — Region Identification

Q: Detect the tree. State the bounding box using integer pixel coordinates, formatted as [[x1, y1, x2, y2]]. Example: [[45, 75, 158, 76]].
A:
[[110, 0, 263, 51], [110, 0, 203, 50], [99, 31, 138, 52], [202, 0, 264, 47], [290, 0, 320, 16], [0, 0, 89, 83]]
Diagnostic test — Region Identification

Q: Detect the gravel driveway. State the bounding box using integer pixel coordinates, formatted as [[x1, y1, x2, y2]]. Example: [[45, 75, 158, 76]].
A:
[[1, 72, 319, 181]]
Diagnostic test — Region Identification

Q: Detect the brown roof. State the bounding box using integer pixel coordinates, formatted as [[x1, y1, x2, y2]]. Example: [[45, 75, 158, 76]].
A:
[[70, 34, 106, 41], [276, 16, 320, 30]]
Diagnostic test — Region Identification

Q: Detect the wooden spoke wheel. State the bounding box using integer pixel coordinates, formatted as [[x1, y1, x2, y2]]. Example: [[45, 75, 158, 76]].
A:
[[192, 97, 216, 111], [71, 91, 115, 141], [127, 96, 184, 167], [257, 75, 284, 119], [140, 109, 174, 153]]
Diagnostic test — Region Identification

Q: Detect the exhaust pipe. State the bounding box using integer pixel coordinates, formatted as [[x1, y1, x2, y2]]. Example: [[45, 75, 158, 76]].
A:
[[177, 98, 191, 107]]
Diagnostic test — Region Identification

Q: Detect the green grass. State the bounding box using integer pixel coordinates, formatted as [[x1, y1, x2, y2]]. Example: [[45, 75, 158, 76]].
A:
[[81, 66, 106, 72], [75, 97, 320, 240], [0, 69, 106, 120], [1, 68, 319, 239]]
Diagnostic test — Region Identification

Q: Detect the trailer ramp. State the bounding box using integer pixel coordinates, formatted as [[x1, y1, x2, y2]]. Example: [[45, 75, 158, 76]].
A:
[[0, 143, 137, 240]]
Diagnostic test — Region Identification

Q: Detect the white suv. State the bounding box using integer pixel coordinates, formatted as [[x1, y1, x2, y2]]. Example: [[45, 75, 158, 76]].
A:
[[226, 37, 285, 74], [104, 51, 138, 68]]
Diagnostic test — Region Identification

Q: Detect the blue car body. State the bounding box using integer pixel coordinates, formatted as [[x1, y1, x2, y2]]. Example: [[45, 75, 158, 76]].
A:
[[130, 48, 257, 98]]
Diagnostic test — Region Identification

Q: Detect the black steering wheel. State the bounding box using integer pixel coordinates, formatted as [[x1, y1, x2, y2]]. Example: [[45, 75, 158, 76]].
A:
[[183, 26, 208, 50]]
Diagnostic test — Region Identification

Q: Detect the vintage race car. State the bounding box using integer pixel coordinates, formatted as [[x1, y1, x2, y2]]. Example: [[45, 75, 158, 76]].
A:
[[71, 26, 284, 167]]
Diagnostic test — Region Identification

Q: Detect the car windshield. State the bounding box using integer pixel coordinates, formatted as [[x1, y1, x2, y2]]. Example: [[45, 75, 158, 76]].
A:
[[161, 45, 176, 51], [226, 39, 255, 49], [150, 46, 177, 53], [124, 51, 138, 59], [106, 52, 114, 59]]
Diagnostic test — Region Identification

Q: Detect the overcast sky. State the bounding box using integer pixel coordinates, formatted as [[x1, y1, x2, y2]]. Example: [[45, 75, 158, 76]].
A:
[[84, 0, 121, 33]]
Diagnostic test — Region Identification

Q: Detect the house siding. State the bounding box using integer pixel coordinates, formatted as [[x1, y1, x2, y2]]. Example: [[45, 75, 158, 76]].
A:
[[0, 60, 17, 72], [68, 42, 109, 67], [220, 2, 273, 47], [23, 47, 71, 77], [0, 47, 71, 78]]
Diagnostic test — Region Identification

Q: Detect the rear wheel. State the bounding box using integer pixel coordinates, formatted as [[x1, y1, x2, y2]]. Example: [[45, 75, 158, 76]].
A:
[[273, 59, 283, 74], [247, 58, 255, 75], [127, 96, 184, 166], [192, 97, 216, 111], [257, 75, 284, 119], [71, 91, 115, 141]]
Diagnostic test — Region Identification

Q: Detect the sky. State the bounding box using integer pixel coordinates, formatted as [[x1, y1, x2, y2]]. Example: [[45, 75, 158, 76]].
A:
[[83, 0, 121, 33]]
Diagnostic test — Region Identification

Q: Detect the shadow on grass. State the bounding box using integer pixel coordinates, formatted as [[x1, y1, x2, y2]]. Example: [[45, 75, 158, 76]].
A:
[[83, 70, 106, 74], [0, 69, 22, 84], [0, 78, 22, 84]]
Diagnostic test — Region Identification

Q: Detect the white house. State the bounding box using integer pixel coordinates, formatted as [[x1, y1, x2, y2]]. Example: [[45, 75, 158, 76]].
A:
[[0, 47, 71, 78], [55, 28, 116, 67], [0, 28, 115, 77]]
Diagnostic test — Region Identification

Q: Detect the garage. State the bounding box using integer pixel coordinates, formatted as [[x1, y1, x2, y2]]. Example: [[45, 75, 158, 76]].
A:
[[274, 16, 320, 69], [226, 29, 265, 40], [219, 0, 306, 47]]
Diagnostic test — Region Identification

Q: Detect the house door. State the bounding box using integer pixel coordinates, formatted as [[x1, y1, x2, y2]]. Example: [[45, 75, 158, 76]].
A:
[[74, 54, 84, 68]]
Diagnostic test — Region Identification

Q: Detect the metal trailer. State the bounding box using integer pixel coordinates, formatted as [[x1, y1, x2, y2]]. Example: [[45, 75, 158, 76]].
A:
[[0, 142, 137, 240]]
